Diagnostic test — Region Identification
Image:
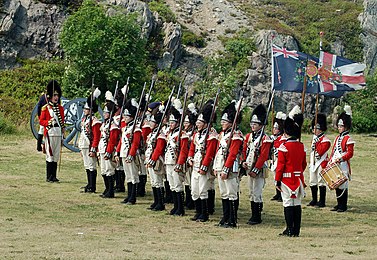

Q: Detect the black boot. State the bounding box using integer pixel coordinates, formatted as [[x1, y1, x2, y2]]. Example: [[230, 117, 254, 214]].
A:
[[164, 181, 173, 203], [316, 186, 326, 208], [84, 169, 91, 192], [121, 182, 133, 203], [197, 199, 209, 222], [115, 170, 125, 192], [247, 202, 262, 225], [90, 170, 97, 193], [169, 191, 178, 215], [137, 175, 147, 197], [225, 200, 237, 228], [46, 161, 53, 182], [234, 194, 239, 222], [102, 175, 114, 198], [271, 188, 282, 202], [292, 205, 302, 236], [125, 183, 137, 204], [218, 199, 230, 227], [148, 187, 158, 210], [207, 190, 215, 215], [114, 170, 120, 191], [337, 189, 348, 212], [49, 162, 59, 182], [307, 185, 318, 206], [191, 199, 202, 221], [174, 191, 185, 216], [331, 188, 342, 211], [152, 187, 165, 211], [280, 206, 294, 237], [37, 134, 43, 152], [185, 186, 195, 210], [100, 175, 109, 197]]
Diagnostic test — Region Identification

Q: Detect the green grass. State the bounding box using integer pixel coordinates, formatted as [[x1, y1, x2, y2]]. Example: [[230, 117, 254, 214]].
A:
[[0, 132, 377, 259]]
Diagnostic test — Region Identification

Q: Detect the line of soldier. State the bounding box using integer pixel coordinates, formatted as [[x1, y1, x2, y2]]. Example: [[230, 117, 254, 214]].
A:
[[38, 80, 355, 237]]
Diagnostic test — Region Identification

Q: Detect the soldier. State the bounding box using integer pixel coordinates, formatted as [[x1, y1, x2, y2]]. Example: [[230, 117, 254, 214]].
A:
[[270, 112, 286, 202], [39, 80, 65, 182], [116, 99, 141, 205], [177, 103, 198, 210], [242, 104, 272, 225], [213, 101, 243, 228], [79, 88, 101, 193], [145, 106, 166, 211], [275, 105, 306, 237], [98, 91, 120, 198], [36, 92, 49, 152], [307, 113, 331, 208], [187, 100, 218, 222], [328, 105, 354, 213]]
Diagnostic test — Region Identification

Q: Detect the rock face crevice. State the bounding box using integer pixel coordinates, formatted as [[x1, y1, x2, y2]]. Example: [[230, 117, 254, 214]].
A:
[[360, 0, 377, 73]]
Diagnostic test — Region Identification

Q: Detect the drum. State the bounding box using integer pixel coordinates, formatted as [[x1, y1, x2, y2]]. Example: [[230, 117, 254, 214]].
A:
[[320, 163, 348, 190]]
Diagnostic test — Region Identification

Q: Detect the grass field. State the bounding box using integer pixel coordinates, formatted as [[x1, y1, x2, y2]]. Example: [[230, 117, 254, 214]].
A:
[[0, 132, 376, 259]]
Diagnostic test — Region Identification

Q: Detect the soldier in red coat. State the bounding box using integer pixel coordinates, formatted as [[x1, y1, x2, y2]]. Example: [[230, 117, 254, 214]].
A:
[[242, 104, 272, 225], [115, 99, 142, 205], [39, 80, 65, 182], [308, 113, 331, 207], [98, 91, 121, 198], [213, 101, 243, 228], [187, 100, 218, 222], [275, 105, 307, 237], [270, 112, 286, 202], [79, 88, 101, 193], [328, 105, 354, 213]]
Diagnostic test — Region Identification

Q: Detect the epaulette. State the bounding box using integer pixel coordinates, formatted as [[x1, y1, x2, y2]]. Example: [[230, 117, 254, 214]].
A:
[[321, 136, 331, 143], [278, 144, 288, 152], [346, 136, 355, 145], [232, 130, 243, 141], [41, 104, 48, 111]]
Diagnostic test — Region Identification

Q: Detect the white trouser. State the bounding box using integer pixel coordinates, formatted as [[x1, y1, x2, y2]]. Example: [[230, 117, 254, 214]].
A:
[[44, 131, 61, 162], [81, 148, 97, 171], [248, 174, 265, 203], [38, 125, 44, 135], [217, 171, 239, 201], [99, 153, 116, 176], [309, 166, 326, 186], [122, 158, 139, 184], [281, 181, 304, 207], [148, 166, 164, 188], [166, 164, 184, 192], [183, 166, 192, 186], [191, 167, 210, 200]]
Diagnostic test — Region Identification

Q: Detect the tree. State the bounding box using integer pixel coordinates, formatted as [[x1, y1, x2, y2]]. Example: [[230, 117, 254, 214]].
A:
[[60, 0, 148, 97]]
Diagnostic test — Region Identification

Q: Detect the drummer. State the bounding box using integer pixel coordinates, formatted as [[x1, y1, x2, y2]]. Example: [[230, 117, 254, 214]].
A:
[[328, 105, 355, 213]]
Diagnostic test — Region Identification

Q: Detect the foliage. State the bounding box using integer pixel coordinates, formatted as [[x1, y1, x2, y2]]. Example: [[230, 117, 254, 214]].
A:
[[0, 59, 66, 125], [0, 112, 16, 134], [148, 0, 176, 23], [182, 29, 206, 48], [238, 0, 363, 60], [344, 72, 377, 133], [60, 0, 148, 98]]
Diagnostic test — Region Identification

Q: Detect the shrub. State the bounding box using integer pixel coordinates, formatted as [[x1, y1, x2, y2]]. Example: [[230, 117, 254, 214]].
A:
[[182, 30, 206, 48], [0, 112, 16, 134], [148, 0, 176, 23]]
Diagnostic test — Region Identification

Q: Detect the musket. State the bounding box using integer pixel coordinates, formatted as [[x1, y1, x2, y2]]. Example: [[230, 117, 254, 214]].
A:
[[118, 77, 130, 127], [224, 93, 244, 159], [88, 76, 94, 147], [151, 86, 176, 150], [176, 74, 187, 99], [201, 88, 220, 154], [138, 77, 156, 128], [198, 94, 205, 112], [128, 82, 147, 145], [176, 86, 189, 152], [104, 82, 119, 155]]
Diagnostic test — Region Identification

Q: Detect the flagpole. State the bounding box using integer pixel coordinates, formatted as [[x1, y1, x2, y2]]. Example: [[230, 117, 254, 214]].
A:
[[314, 31, 324, 132], [270, 33, 276, 129], [301, 57, 308, 113]]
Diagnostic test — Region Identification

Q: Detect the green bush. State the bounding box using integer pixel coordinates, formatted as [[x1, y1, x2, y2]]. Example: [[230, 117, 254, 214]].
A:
[[148, 0, 176, 23], [182, 30, 206, 48], [0, 112, 16, 134]]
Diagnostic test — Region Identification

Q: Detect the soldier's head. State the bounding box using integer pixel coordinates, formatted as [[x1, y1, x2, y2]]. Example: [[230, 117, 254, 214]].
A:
[[337, 105, 352, 133], [84, 88, 101, 116], [184, 103, 198, 130], [284, 105, 303, 139], [273, 111, 286, 136], [103, 91, 115, 120], [169, 105, 181, 131], [311, 113, 327, 135], [123, 98, 138, 123], [196, 99, 215, 132], [46, 80, 61, 104], [250, 104, 267, 133]]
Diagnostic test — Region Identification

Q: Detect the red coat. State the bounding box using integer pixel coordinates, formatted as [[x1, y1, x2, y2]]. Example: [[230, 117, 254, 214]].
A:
[[275, 139, 307, 191], [329, 132, 354, 174], [242, 132, 272, 170], [142, 124, 152, 143], [312, 134, 331, 169], [188, 128, 218, 171], [216, 129, 243, 171], [176, 136, 189, 166], [150, 132, 167, 163], [39, 103, 65, 136], [91, 120, 101, 152], [116, 120, 142, 157], [106, 123, 120, 154]]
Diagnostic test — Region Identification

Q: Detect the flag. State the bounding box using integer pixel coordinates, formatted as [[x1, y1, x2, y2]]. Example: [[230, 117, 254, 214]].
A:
[[272, 45, 345, 97], [318, 51, 366, 93]]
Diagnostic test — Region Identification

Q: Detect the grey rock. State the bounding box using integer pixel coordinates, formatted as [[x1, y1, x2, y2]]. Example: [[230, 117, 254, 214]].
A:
[[360, 0, 377, 73]]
